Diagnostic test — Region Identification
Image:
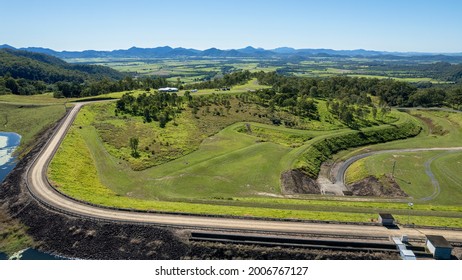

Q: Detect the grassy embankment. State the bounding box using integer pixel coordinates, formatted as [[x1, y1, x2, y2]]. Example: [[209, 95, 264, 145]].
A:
[[0, 95, 68, 255], [46, 95, 462, 228], [0, 99, 68, 155], [345, 110, 462, 206]]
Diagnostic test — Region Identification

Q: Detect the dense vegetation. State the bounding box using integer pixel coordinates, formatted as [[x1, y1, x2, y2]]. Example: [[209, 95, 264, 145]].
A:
[[0, 49, 126, 95], [0, 49, 168, 97], [2, 48, 462, 110], [252, 71, 462, 109]]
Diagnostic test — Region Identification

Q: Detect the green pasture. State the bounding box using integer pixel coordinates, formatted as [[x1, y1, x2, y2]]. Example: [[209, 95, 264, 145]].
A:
[[345, 151, 462, 205], [0, 92, 75, 105], [47, 99, 462, 227]]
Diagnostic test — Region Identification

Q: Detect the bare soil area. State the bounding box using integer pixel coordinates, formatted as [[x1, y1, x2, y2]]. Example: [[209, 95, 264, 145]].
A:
[[347, 174, 409, 197], [280, 169, 321, 194]]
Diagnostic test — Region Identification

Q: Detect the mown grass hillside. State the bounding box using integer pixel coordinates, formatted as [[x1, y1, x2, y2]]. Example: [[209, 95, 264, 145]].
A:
[[344, 110, 462, 206], [45, 94, 462, 228]]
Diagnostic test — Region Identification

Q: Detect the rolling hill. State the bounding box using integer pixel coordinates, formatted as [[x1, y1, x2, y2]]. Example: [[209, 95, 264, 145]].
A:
[[0, 48, 124, 84]]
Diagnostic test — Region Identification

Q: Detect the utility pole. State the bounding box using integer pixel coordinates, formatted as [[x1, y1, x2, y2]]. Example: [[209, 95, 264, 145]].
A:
[[392, 160, 396, 178], [408, 202, 414, 226]]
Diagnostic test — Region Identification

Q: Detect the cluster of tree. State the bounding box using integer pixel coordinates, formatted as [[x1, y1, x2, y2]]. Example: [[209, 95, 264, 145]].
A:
[[0, 75, 49, 95], [115, 91, 182, 127], [408, 86, 462, 109], [253, 71, 462, 109], [327, 100, 390, 128], [235, 88, 319, 121], [183, 70, 252, 90], [53, 76, 169, 98], [416, 62, 462, 83], [184, 91, 232, 116]]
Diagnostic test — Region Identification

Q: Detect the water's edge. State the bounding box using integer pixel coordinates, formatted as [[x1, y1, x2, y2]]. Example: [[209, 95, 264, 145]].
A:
[[1, 132, 66, 260]]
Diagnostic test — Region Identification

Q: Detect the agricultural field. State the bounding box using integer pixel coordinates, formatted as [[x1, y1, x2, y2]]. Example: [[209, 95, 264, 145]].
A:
[[67, 56, 453, 84]]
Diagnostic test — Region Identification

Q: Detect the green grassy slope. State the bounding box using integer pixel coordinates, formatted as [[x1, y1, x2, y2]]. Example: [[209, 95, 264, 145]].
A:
[[0, 103, 67, 154], [45, 101, 462, 227], [345, 110, 462, 206]]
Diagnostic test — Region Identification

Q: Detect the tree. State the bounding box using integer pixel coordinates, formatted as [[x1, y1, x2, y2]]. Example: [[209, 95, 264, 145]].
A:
[[371, 105, 378, 119], [448, 87, 462, 109], [309, 86, 318, 97], [5, 77, 19, 94], [129, 137, 139, 157]]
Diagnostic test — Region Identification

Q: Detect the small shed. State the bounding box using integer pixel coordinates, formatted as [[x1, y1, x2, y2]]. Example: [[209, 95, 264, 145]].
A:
[[378, 213, 395, 226], [158, 87, 178, 93], [426, 235, 453, 260]]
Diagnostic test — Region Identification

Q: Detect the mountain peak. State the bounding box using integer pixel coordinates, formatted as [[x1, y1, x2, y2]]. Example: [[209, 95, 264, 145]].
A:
[[0, 44, 16, 50]]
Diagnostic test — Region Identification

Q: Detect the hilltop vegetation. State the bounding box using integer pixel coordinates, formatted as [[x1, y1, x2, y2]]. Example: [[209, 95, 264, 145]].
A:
[[2, 47, 462, 110], [0, 49, 126, 96]]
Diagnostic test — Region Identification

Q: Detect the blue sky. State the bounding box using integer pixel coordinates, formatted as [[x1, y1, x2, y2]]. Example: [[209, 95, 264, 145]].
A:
[[2, 0, 462, 52]]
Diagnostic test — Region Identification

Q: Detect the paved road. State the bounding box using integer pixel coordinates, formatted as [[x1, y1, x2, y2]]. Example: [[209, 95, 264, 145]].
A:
[[25, 103, 462, 242]]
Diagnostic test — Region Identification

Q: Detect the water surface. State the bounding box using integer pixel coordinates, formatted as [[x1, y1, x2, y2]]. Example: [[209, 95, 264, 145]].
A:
[[0, 132, 21, 182]]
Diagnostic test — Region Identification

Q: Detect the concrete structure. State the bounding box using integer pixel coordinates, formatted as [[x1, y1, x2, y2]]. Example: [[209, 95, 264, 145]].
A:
[[392, 236, 416, 260], [426, 235, 453, 260], [400, 249, 417, 260], [378, 213, 395, 226], [158, 87, 178, 93]]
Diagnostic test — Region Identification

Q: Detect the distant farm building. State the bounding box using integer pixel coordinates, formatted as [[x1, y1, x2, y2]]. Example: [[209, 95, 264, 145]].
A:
[[378, 213, 395, 226], [158, 87, 178, 93], [425, 235, 453, 260]]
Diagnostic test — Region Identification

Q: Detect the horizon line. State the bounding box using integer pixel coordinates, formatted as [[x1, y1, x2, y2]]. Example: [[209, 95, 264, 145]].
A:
[[2, 43, 462, 55]]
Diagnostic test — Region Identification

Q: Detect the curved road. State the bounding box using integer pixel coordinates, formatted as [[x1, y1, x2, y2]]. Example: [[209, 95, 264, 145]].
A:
[[25, 103, 462, 242], [334, 148, 462, 201]]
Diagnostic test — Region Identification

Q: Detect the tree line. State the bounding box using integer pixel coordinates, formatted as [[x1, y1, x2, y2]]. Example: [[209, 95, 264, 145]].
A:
[[252, 71, 462, 109]]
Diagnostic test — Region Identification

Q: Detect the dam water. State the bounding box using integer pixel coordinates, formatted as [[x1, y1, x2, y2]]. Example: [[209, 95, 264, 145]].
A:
[[0, 132, 66, 260], [0, 132, 21, 182]]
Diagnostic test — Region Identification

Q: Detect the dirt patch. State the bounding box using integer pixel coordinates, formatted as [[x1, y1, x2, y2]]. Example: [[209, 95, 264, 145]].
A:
[[347, 174, 408, 197], [280, 169, 321, 194], [412, 113, 448, 136]]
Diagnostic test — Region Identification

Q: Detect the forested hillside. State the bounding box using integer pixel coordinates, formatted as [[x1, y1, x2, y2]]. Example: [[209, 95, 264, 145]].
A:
[[0, 49, 125, 95]]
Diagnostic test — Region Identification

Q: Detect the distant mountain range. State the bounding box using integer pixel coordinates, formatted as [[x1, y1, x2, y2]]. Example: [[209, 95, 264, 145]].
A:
[[1, 44, 462, 60]]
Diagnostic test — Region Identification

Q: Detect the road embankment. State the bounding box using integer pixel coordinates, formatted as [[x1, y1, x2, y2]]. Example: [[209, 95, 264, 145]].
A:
[[0, 116, 190, 259], [0, 116, 398, 259]]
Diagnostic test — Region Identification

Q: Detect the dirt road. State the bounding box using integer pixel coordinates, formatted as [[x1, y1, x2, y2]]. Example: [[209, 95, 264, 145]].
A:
[[25, 103, 462, 242]]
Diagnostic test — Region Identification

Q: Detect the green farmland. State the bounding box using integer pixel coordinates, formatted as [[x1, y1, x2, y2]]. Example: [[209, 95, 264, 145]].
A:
[[66, 56, 453, 84]]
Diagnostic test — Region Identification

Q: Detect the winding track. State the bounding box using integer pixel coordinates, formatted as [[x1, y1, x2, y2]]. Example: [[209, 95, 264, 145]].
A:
[[25, 103, 462, 242], [334, 148, 462, 199]]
